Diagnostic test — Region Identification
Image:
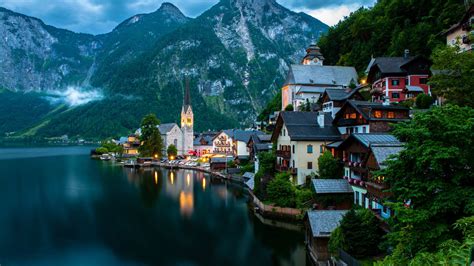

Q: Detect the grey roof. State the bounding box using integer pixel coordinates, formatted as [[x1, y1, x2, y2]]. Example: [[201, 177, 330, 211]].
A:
[[285, 65, 358, 87], [307, 210, 348, 238], [245, 176, 255, 190], [326, 141, 343, 148], [158, 123, 179, 134], [405, 86, 424, 92], [255, 143, 272, 152], [371, 145, 404, 169], [243, 172, 255, 179], [234, 130, 263, 143], [366, 56, 415, 74], [352, 133, 401, 148], [295, 85, 328, 94], [257, 134, 272, 142], [276, 112, 341, 141], [324, 87, 361, 101], [312, 179, 353, 194]]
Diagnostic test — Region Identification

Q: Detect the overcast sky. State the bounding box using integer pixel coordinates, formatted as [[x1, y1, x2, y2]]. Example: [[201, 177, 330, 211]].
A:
[[1, 0, 376, 34]]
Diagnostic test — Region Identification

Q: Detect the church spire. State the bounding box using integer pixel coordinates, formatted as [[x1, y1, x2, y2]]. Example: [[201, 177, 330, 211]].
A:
[[183, 77, 191, 108]]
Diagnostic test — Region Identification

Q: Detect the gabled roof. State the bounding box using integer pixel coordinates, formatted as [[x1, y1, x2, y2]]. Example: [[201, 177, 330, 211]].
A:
[[158, 123, 180, 134], [371, 144, 404, 169], [366, 55, 431, 81], [323, 87, 362, 101], [312, 179, 353, 194], [285, 65, 358, 87], [234, 130, 263, 143], [405, 86, 424, 92], [307, 210, 348, 238], [444, 5, 474, 35], [334, 100, 410, 124], [272, 112, 341, 142]]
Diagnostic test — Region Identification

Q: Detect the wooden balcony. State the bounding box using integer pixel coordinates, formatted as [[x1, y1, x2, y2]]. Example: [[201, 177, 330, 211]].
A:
[[275, 164, 288, 172], [276, 150, 291, 159], [366, 181, 391, 199]]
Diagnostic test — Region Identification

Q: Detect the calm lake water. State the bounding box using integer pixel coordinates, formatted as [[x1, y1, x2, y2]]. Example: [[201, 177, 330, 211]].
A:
[[0, 146, 307, 266]]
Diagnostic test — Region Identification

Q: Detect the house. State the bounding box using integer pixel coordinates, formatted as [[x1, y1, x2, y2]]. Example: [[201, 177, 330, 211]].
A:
[[122, 135, 140, 156], [337, 133, 403, 219], [212, 129, 262, 159], [445, 5, 474, 53], [366, 50, 432, 103], [158, 123, 184, 156], [333, 100, 410, 138], [247, 133, 273, 173], [281, 45, 358, 111], [210, 157, 232, 171], [193, 132, 216, 157], [271, 111, 341, 185], [312, 179, 353, 210], [319, 87, 365, 118], [305, 210, 348, 263]]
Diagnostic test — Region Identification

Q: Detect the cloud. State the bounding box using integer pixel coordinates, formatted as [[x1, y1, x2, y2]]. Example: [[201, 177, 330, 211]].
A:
[[1, 0, 375, 33], [44, 86, 104, 106]]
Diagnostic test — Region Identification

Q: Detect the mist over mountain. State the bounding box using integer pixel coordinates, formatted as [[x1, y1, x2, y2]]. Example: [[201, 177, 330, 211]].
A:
[[0, 1, 328, 139]]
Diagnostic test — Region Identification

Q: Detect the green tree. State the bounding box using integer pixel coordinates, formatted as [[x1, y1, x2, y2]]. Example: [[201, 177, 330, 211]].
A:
[[95, 147, 108, 154], [318, 151, 343, 179], [415, 94, 434, 109], [331, 209, 384, 258], [167, 144, 178, 158], [254, 151, 276, 197], [381, 105, 474, 261], [258, 90, 282, 121], [284, 104, 294, 111], [266, 172, 295, 207], [138, 114, 163, 158], [430, 45, 474, 107]]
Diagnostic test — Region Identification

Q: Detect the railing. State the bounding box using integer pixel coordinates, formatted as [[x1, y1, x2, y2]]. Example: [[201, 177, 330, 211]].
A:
[[366, 181, 391, 199], [339, 249, 361, 266], [276, 150, 291, 159]]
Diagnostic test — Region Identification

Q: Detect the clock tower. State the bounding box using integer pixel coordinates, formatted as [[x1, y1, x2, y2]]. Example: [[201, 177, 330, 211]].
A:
[[181, 79, 194, 155], [301, 44, 324, 66]]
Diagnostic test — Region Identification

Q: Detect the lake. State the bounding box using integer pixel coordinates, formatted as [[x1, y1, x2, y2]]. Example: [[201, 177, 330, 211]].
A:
[[0, 146, 307, 266]]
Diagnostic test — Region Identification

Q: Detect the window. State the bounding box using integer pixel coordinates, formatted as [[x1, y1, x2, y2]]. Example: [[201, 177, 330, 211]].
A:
[[350, 113, 357, 119], [355, 191, 360, 205], [392, 92, 400, 99], [355, 127, 359, 133], [292, 160, 295, 167], [420, 78, 428, 84], [320, 145, 324, 153], [391, 79, 400, 86], [362, 126, 367, 133], [307, 162, 313, 170], [307, 145, 313, 154], [292, 145, 295, 154], [388, 112, 395, 119], [374, 110, 382, 118], [283, 129, 286, 136]]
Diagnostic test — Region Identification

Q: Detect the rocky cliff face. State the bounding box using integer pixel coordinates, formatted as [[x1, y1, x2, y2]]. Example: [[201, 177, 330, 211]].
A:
[[0, 1, 328, 138]]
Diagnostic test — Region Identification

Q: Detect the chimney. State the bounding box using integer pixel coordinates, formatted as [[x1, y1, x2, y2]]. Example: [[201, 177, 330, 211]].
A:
[[317, 111, 325, 128], [404, 49, 410, 59]]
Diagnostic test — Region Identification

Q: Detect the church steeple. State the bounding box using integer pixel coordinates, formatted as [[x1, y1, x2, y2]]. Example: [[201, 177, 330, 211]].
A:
[[181, 77, 194, 155], [302, 44, 324, 66], [183, 78, 191, 109]]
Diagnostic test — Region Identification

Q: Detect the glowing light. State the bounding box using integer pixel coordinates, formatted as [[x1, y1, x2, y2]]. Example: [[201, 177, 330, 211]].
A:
[[170, 172, 175, 185], [186, 174, 191, 187], [202, 178, 207, 191], [154, 154, 158, 159], [179, 191, 194, 217], [170, 156, 175, 160], [361, 78, 367, 85], [154, 171, 158, 184]]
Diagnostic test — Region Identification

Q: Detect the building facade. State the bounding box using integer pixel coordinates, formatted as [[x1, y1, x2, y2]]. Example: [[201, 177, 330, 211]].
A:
[[366, 51, 432, 103], [445, 5, 474, 53]]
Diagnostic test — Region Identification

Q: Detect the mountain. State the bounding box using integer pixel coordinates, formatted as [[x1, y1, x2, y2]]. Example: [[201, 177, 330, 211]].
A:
[[0, 0, 328, 139]]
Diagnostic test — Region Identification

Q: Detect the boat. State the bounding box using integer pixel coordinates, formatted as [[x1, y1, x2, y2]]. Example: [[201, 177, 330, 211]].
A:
[[124, 160, 138, 168]]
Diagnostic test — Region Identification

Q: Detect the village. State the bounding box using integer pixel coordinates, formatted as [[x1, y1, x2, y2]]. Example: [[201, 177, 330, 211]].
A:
[[92, 6, 474, 266]]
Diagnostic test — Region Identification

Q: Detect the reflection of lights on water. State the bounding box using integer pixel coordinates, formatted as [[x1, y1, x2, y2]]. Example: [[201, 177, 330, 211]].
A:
[[154, 171, 158, 184], [186, 174, 191, 187], [170, 172, 175, 185], [179, 191, 194, 217], [202, 178, 206, 191]]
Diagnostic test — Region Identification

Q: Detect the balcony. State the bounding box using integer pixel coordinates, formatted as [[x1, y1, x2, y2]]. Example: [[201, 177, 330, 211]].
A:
[[276, 150, 291, 159], [289, 167, 298, 175], [366, 182, 391, 199], [275, 164, 289, 172]]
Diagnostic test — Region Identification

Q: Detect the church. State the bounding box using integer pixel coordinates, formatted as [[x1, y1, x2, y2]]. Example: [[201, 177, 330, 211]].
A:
[[157, 82, 194, 156]]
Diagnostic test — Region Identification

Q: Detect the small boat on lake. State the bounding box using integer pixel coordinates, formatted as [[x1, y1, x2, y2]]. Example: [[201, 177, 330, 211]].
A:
[[100, 154, 112, 161], [124, 160, 138, 168]]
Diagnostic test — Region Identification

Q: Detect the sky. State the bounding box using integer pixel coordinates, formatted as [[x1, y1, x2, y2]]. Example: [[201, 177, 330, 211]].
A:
[[1, 0, 376, 35]]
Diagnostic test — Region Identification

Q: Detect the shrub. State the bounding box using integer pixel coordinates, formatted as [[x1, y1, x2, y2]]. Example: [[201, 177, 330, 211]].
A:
[[415, 94, 433, 109], [295, 188, 313, 209], [95, 147, 108, 154], [167, 144, 178, 157], [284, 104, 294, 111], [266, 172, 295, 207], [318, 151, 343, 179]]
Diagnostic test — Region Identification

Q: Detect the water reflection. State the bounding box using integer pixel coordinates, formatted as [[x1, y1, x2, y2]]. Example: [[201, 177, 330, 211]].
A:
[[0, 148, 307, 266]]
